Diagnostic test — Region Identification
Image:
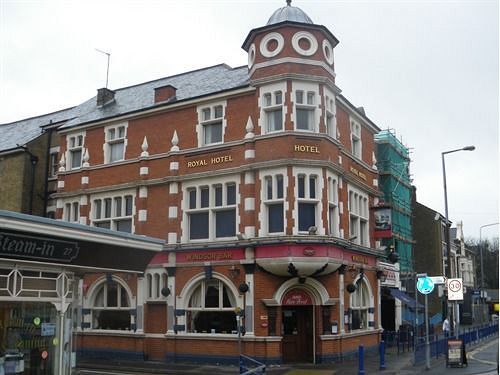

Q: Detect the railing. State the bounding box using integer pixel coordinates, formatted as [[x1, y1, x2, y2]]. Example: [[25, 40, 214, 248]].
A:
[[239, 355, 266, 374], [414, 322, 499, 364]]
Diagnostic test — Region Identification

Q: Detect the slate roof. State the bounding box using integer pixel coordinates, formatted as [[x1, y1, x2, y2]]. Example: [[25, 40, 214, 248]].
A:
[[60, 64, 249, 130], [0, 64, 249, 152], [0, 106, 77, 153]]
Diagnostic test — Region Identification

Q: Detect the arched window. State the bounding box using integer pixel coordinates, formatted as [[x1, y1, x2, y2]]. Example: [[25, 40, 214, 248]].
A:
[[350, 278, 370, 330], [185, 278, 238, 334], [91, 279, 131, 330]]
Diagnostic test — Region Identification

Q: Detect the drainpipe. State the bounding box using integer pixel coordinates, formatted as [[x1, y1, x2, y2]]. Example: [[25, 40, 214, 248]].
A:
[[42, 125, 54, 217], [17, 144, 39, 214]]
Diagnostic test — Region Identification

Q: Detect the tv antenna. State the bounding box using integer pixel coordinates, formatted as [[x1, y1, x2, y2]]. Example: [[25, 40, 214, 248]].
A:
[[95, 48, 111, 88]]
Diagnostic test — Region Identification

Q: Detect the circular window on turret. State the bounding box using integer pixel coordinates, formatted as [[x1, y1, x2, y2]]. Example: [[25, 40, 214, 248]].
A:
[[248, 43, 256, 69], [292, 31, 318, 57], [260, 32, 285, 58], [322, 39, 334, 65]]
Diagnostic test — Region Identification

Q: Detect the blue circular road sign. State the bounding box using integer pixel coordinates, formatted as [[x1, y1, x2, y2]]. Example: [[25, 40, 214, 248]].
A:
[[417, 277, 435, 294]]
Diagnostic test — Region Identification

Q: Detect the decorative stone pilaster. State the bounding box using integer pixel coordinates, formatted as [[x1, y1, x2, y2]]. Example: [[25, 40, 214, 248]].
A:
[[338, 265, 346, 334]]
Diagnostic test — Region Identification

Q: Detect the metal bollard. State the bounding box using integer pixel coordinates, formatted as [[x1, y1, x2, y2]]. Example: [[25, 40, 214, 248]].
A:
[[379, 340, 386, 370], [358, 345, 365, 375]]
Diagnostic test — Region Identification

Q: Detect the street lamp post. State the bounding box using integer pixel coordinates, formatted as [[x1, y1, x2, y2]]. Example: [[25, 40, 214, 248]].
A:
[[479, 222, 499, 290], [442, 145, 475, 338]]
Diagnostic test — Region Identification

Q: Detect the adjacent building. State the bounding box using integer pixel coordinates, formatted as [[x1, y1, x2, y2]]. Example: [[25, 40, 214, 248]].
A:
[[374, 130, 414, 330]]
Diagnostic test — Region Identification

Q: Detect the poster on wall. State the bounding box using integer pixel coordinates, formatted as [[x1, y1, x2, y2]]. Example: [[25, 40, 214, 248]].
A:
[[374, 207, 392, 238]]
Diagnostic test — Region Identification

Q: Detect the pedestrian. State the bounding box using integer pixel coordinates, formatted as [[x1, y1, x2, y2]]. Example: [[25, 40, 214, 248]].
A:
[[442, 316, 450, 338]]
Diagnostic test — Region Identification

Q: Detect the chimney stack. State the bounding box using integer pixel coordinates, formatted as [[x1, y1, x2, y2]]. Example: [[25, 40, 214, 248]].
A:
[[154, 85, 177, 104], [97, 88, 115, 107]]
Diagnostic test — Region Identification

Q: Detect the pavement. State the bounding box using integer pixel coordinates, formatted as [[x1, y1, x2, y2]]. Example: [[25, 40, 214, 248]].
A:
[[74, 335, 499, 375]]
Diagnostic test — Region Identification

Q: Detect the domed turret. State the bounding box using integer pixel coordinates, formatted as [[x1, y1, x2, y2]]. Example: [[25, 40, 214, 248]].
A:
[[242, 0, 339, 84], [267, 0, 313, 25]]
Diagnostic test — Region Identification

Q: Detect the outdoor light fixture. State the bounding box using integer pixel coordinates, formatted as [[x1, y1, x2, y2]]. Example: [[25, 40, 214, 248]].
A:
[[161, 287, 171, 297], [346, 283, 357, 293], [239, 283, 249, 294], [441, 144, 476, 338]]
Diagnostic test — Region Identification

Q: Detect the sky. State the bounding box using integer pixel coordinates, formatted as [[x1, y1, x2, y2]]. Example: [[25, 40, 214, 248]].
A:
[[0, 0, 498, 240]]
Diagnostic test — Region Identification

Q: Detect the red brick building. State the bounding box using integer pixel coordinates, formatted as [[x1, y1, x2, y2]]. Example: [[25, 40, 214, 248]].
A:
[[55, 1, 386, 365]]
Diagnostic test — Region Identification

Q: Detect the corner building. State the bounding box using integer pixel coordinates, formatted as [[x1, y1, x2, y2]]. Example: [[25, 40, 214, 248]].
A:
[[56, 2, 386, 365]]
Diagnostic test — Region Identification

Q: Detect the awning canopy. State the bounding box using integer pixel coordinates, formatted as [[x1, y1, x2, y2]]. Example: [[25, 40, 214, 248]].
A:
[[389, 288, 424, 309]]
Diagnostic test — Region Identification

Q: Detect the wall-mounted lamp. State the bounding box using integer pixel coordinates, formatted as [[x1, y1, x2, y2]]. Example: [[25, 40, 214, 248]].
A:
[[238, 283, 249, 294], [346, 283, 357, 293]]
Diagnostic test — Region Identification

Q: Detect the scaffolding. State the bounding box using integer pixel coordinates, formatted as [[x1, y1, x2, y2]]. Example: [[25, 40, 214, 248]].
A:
[[375, 129, 414, 273]]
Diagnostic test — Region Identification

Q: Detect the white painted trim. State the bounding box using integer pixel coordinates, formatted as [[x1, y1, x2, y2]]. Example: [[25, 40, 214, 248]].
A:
[[292, 31, 318, 56], [250, 56, 336, 78], [259, 32, 284, 58]]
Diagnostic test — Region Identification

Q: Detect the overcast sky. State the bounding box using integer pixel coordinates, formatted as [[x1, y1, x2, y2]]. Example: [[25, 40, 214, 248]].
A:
[[0, 0, 498, 240]]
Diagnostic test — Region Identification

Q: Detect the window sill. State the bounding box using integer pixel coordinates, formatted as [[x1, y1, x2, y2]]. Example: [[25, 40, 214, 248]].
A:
[[78, 329, 144, 337]]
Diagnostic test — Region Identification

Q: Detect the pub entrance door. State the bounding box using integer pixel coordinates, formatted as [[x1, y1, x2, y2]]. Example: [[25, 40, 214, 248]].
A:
[[281, 306, 313, 363]]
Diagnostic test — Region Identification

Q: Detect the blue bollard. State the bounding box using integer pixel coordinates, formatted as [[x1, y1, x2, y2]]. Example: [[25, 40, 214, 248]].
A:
[[358, 345, 365, 375], [379, 340, 386, 370]]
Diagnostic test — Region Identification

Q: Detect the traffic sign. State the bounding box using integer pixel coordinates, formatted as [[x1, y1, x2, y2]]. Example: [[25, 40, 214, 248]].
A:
[[429, 276, 446, 285], [417, 277, 435, 294], [447, 278, 463, 301]]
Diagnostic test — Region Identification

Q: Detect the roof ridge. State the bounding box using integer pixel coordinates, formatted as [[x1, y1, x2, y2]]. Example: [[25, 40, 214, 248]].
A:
[[113, 63, 243, 93], [0, 105, 76, 127]]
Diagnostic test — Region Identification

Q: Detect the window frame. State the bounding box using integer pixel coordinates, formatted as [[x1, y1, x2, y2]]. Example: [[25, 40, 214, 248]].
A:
[[49, 147, 60, 178], [348, 186, 369, 246], [263, 173, 285, 235], [66, 132, 85, 170], [87, 277, 134, 331], [183, 179, 238, 242], [197, 102, 226, 147], [296, 172, 320, 233], [104, 123, 128, 163], [327, 173, 340, 237], [324, 90, 337, 139], [91, 191, 135, 233], [349, 277, 372, 331], [181, 275, 242, 335], [262, 91, 284, 133], [350, 118, 362, 159], [63, 199, 80, 223], [295, 90, 316, 132]]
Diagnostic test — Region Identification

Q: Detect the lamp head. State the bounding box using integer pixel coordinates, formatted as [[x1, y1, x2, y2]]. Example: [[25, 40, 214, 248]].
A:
[[463, 146, 475, 151]]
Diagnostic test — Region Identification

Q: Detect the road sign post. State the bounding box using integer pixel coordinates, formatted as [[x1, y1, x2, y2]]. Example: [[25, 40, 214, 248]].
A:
[[416, 274, 434, 370], [447, 278, 463, 339]]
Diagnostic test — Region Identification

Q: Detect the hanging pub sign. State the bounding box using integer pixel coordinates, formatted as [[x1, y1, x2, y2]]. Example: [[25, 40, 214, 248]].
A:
[[373, 207, 392, 238], [282, 289, 313, 306]]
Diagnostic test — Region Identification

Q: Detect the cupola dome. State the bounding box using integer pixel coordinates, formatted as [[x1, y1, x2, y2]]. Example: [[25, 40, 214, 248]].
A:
[[267, 0, 313, 25]]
